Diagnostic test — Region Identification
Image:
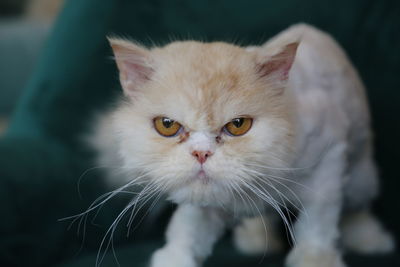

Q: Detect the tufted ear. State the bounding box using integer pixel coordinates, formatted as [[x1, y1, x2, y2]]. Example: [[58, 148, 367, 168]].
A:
[[257, 42, 299, 82], [108, 38, 153, 97]]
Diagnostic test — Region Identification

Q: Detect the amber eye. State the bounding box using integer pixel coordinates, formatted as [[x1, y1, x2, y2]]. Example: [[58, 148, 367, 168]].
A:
[[154, 117, 183, 137], [223, 117, 253, 136]]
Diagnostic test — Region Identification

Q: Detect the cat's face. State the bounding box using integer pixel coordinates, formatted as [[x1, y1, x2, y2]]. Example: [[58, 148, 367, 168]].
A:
[[110, 40, 297, 207]]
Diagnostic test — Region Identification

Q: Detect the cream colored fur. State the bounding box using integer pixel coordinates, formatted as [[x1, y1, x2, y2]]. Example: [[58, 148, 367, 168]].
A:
[[93, 24, 394, 267]]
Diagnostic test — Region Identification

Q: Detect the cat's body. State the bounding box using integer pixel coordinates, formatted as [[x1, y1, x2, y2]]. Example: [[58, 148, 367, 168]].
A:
[[93, 24, 394, 267]]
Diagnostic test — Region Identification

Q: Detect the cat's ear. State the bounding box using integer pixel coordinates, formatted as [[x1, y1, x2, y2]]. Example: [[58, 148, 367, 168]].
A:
[[108, 38, 153, 97], [256, 42, 299, 82]]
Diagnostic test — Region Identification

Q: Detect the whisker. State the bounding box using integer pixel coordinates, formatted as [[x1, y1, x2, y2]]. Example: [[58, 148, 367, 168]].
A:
[[60, 173, 148, 222], [241, 172, 299, 245], [230, 181, 256, 217], [130, 190, 164, 233], [126, 183, 163, 235], [231, 182, 269, 260], [258, 180, 298, 247], [246, 170, 305, 214], [95, 180, 161, 267], [226, 181, 240, 218], [242, 167, 309, 224], [239, 180, 297, 245]]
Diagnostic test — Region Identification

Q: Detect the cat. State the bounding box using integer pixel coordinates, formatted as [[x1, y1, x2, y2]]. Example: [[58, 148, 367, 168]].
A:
[[93, 24, 395, 267]]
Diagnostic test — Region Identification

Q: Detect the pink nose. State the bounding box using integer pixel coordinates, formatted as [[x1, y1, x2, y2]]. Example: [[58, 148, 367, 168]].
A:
[[191, 150, 213, 164]]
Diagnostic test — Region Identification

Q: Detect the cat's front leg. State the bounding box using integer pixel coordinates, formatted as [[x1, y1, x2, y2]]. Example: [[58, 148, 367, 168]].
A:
[[150, 204, 226, 267], [286, 144, 347, 267]]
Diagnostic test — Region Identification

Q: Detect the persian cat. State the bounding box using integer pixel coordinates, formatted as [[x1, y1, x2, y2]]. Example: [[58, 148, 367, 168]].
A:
[[93, 24, 394, 267]]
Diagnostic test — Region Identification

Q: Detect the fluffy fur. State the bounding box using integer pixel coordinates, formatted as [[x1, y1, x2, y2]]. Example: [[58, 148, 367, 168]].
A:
[[92, 24, 394, 267]]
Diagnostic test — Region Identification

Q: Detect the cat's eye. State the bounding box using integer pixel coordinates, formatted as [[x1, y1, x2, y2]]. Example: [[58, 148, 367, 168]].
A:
[[223, 117, 253, 136], [154, 117, 183, 137]]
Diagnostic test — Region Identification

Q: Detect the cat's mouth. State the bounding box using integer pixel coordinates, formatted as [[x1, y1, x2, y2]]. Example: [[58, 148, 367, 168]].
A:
[[187, 164, 212, 185], [168, 167, 232, 205]]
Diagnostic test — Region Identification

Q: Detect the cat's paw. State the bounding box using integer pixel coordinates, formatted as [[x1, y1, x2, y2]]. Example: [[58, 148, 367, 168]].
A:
[[150, 246, 198, 267], [341, 211, 395, 254], [233, 216, 283, 255], [285, 245, 346, 267], [342, 225, 395, 254]]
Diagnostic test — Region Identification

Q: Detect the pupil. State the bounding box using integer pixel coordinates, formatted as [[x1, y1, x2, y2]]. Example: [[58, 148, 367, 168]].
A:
[[232, 118, 244, 128], [162, 118, 173, 128]]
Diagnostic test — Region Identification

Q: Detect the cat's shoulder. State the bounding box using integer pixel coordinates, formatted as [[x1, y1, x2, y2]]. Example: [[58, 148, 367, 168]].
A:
[[268, 23, 351, 74]]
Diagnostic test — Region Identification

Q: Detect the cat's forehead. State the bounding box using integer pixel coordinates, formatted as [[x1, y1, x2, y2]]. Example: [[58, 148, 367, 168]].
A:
[[143, 42, 267, 129], [153, 41, 255, 77]]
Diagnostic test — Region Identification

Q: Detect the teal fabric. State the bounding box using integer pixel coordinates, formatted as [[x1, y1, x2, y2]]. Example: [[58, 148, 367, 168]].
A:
[[59, 241, 400, 267], [1, 0, 399, 266], [0, 19, 49, 115]]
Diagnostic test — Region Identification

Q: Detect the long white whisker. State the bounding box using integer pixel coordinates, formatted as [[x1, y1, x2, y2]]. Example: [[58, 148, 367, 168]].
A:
[[240, 171, 298, 245], [239, 180, 297, 245], [230, 181, 256, 217], [126, 183, 164, 235], [96, 198, 134, 267], [126, 182, 159, 226], [60, 173, 149, 223], [244, 165, 312, 191], [251, 177, 298, 217], [242, 167, 309, 222], [245, 162, 308, 172], [130, 190, 164, 233], [225, 181, 239, 217], [257, 179, 298, 246], [248, 172, 303, 215], [231, 182, 270, 258], [95, 180, 162, 267]]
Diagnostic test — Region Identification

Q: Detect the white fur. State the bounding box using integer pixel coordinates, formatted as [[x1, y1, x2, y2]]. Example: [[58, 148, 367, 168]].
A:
[[188, 132, 215, 153], [150, 205, 226, 267], [93, 24, 394, 267]]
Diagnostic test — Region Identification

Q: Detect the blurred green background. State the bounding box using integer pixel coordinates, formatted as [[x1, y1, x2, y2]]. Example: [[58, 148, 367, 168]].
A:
[[0, 0, 399, 266], [0, 0, 62, 130]]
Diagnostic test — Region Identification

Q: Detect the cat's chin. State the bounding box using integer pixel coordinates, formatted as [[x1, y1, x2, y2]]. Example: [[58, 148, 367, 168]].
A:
[[196, 170, 209, 183], [167, 179, 232, 207]]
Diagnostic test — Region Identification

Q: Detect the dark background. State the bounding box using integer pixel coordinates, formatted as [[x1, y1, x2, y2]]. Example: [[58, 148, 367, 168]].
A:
[[0, 0, 399, 266]]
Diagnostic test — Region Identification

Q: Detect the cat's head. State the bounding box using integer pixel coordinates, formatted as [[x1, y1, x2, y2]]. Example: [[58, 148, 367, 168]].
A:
[[109, 38, 298, 207]]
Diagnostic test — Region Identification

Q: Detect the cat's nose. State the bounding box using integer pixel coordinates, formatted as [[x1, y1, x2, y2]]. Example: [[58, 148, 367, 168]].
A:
[[191, 150, 213, 164]]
